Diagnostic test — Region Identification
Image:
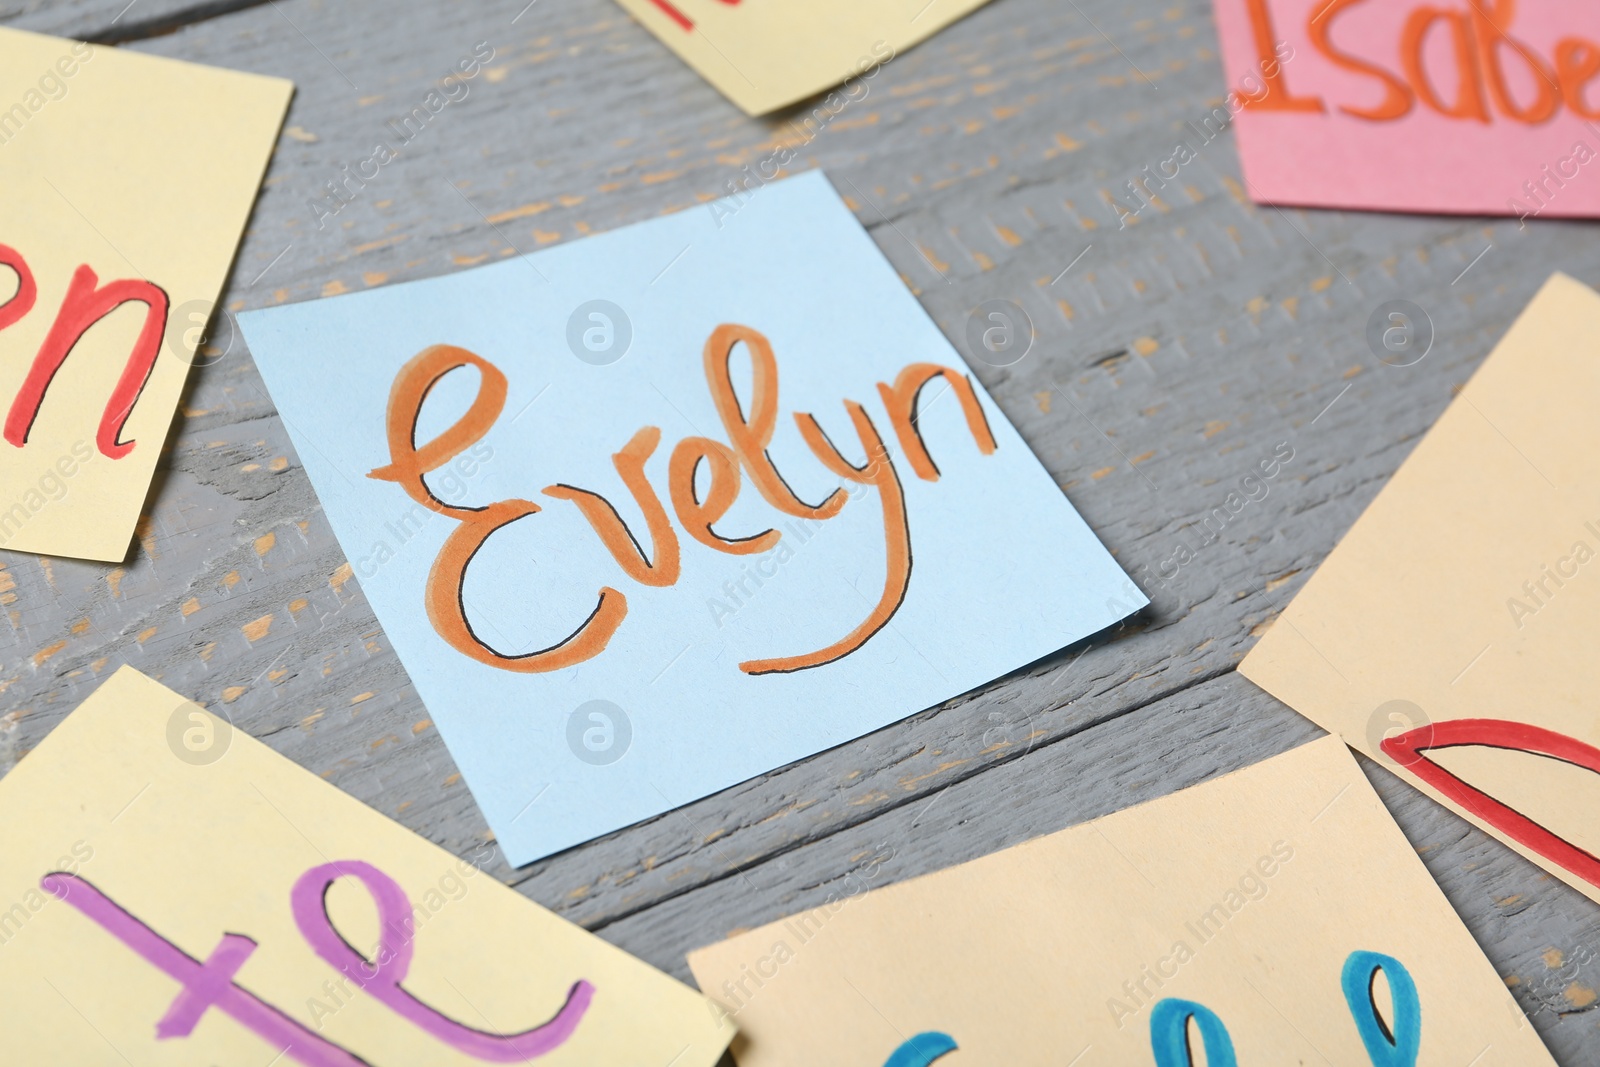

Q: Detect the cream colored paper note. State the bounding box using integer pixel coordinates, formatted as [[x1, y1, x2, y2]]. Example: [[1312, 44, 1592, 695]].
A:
[[0, 667, 733, 1065], [688, 736, 1548, 1066], [1241, 272, 1600, 907], [609, 0, 991, 115], [0, 28, 289, 562]]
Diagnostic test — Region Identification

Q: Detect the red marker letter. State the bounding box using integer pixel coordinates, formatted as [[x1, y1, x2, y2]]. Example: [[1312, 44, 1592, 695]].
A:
[[5, 264, 169, 458]]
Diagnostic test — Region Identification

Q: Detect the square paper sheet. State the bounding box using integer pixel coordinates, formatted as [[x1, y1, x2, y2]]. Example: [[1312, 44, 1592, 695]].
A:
[[688, 736, 1551, 1066], [1243, 272, 1600, 906], [0, 667, 732, 1065], [1211, 0, 1600, 217], [237, 171, 1142, 866], [0, 27, 290, 561], [610, 0, 993, 115]]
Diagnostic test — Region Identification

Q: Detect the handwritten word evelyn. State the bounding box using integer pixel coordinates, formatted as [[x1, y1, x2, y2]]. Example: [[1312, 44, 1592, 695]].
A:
[[43, 859, 591, 1065], [1239, 0, 1600, 125], [369, 325, 998, 676]]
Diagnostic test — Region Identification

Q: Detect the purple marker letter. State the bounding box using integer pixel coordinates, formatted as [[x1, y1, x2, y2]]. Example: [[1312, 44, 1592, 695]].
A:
[[290, 860, 593, 1061], [41, 872, 369, 1067]]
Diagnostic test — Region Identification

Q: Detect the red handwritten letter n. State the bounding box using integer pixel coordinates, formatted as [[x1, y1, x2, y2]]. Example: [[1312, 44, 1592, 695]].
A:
[[4, 264, 169, 459]]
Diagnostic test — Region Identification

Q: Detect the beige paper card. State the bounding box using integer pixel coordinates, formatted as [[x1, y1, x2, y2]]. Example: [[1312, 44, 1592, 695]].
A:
[[688, 736, 1547, 1066], [1241, 272, 1600, 907], [0, 28, 289, 562], [0, 667, 733, 1065], [610, 0, 991, 115]]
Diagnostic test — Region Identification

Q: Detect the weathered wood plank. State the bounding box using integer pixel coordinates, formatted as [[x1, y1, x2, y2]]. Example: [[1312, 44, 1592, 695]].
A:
[[0, 0, 1596, 1059], [0, 0, 263, 42]]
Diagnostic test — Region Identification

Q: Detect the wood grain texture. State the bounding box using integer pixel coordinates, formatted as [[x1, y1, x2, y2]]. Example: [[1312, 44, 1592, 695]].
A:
[[3, 0, 1599, 1059]]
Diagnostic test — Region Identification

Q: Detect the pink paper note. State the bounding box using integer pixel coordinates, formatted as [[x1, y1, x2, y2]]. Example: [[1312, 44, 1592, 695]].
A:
[[1210, 0, 1600, 218]]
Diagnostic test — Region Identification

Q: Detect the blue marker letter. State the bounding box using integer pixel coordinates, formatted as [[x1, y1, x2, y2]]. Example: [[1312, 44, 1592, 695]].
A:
[[882, 1031, 958, 1067], [1150, 998, 1237, 1067], [1342, 950, 1420, 1067]]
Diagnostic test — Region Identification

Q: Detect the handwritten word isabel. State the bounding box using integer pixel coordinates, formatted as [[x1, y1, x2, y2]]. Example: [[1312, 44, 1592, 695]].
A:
[[0, 242, 169, 458], [43, 859, 592, 1065], [1239, 0, 1600, 125], [369, 325, 997, 676]]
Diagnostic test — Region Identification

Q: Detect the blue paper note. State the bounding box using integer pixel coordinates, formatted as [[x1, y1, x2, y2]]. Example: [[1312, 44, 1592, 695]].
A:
[[238, 171, 1144, 865]]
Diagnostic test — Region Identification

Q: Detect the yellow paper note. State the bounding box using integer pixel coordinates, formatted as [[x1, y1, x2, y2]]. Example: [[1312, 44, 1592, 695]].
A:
[[0, 28, 290, 562], [610, 0, 991, 115], [1241, 272, 1600, 907], [0, 667, 733, 1065], [688, 736, 1549, 1065]]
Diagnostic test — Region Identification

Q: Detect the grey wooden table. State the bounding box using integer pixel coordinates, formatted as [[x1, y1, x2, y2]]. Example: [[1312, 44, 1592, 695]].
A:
[[4, 0, 1599, 1061]]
